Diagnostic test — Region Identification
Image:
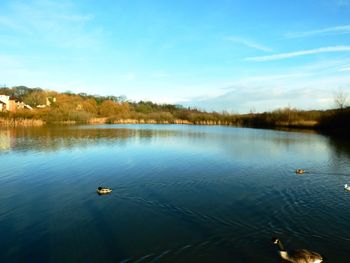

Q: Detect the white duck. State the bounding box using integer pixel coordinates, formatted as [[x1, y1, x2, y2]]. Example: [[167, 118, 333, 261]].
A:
[[272, 238, 324, 263], [344, 184, 350, 191]]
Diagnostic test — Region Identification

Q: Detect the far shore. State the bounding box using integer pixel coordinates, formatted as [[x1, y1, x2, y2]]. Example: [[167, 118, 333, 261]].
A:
[[0, 117, 243, 127], [2, 115, 349, 138], [0, 116, 321, 132], [1, 86, 349, 136], [1, 116, 317, 127]]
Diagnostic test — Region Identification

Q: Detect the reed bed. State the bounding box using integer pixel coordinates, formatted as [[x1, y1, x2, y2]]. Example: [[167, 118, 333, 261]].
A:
[[0, 118, 44, 127]]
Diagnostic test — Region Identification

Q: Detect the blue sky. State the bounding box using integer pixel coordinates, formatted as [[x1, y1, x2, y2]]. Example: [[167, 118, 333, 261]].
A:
[[1, 0, 350, 113]]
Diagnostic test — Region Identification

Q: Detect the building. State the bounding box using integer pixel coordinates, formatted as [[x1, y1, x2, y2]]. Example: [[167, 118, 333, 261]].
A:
[[37, 96, 56, 108], [0, 95, 16, 112], [16, 101, 33, 110], [0, 99, 6, 112], [0, 95, 32, 112]]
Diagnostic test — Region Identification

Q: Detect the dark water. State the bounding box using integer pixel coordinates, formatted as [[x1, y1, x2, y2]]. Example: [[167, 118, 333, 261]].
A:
[[1, 125, 350, 263]]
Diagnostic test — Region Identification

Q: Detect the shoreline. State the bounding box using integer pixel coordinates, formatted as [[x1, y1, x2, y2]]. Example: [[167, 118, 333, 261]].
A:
[[0, 116, 347, 138], [0, 117, 316, 127], [0, 116, 318, 130]]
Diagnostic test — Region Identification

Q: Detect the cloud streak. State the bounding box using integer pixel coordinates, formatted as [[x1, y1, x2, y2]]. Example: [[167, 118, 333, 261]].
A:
[[227, 36, 273, 52], [286, 24, 350, 38], [183, 75, 350, 113], [335, 0, 350, 6], [0, 0, 101, 49], [339, 67, 350, 71], [245, 46, 350, 62]]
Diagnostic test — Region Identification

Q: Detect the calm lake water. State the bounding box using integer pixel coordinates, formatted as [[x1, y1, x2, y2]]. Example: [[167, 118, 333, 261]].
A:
[[1, 125, 350, 262]]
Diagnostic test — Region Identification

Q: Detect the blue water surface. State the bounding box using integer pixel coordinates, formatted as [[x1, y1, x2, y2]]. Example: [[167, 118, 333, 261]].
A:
[[1, 125, 350, 262]]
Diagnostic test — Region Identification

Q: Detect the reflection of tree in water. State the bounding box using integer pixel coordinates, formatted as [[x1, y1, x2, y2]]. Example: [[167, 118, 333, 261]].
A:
[[327, 135, 350, 160], [0, 126, 183, 152]]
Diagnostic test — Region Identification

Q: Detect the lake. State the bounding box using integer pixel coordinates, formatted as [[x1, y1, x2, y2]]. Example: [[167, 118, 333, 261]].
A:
[[1, 125, 350, 262]]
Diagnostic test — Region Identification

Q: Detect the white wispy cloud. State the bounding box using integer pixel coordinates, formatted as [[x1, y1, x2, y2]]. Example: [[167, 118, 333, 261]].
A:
[[150, 70, 170, 78], [0, 15, 31, 33], [183, 76, 350, 113], [0, 0, 101, 49], [245, 46, 350, 62], [121, 73, 136, 81], [181, 57, 350, 113], [335, 0, 350, 6], [227, 36, 273, 52], [59, 14, 94, 22], [286, 24, 350, 38]]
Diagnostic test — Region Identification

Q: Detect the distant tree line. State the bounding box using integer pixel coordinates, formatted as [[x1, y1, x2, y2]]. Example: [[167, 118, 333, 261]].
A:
[[1, 86, 349, 135], [0, 86, 239, 124]]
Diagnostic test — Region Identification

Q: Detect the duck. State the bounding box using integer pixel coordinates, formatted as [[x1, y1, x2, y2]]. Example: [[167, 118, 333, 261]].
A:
[[272, 237, 324, 263], [344, 184, 350, 191], [295, 169, 305, 174], [97, 187, 112, 195]]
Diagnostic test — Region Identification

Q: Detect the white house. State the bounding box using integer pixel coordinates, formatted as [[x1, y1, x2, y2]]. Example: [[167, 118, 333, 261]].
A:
[[0, 95, 24, 112], [0, 95, 10, 111]]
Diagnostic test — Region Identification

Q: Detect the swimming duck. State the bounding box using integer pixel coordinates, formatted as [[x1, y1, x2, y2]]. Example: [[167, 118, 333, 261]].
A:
[[344, 184, 350, 191], [295, 169, 305, 174], [97, 187, 112, 195], [272, 237, 324, 263]]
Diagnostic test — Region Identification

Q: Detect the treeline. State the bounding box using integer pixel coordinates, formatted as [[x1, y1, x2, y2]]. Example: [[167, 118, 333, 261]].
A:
[[0, 86, 349, 135], [318, 107, 350, 135], [0, 86, 238, 124], [234, 106, 350, 135]]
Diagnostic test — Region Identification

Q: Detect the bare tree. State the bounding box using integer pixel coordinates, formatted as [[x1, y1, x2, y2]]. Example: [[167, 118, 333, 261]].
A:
[[334, 88, 348, 109]]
